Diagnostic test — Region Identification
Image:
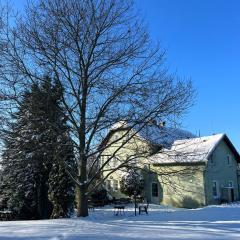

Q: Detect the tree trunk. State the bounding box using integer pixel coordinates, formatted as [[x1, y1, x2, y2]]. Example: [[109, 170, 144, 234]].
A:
[[76, 184, 88, 217], [37, 176, 52, 219]]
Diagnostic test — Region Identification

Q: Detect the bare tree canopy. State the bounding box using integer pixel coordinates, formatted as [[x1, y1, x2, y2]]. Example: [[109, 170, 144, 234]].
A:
[[0, 0, 194, 217]]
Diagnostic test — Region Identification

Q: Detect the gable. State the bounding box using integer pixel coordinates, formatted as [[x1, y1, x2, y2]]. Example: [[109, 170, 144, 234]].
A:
[[210, 137, 240, 164], [100, 121, 195, 151], [221, 135, 240, 163]]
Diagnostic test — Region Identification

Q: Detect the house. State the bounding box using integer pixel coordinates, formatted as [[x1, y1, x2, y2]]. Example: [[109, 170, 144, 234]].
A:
[[149, 134, 240, 207], [100, 122, 240, 208]]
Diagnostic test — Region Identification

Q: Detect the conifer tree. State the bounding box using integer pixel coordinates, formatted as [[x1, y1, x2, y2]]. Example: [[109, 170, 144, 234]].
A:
[[0, 78, 75, 219]]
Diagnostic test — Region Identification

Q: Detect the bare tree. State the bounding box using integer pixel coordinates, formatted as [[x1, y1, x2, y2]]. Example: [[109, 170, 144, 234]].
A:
[[0, 0, 194, 217]]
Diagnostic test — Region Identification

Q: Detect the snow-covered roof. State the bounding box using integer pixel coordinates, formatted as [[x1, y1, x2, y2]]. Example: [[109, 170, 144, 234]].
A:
[[107, 122, 240, 164], [133, 124, 195, 147], [150, 133, 227, 164], [111, 121, 195, 148]]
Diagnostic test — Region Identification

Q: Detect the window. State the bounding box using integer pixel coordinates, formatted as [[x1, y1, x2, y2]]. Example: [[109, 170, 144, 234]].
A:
[[212, 181, 219, 198], [227, 155, 232, 166], [106, 180, 111, 190], [228, 181, 234, 188], [113, 180, 118, 191], [209, 155, 214, 165], [125, 132, 131, 142], [100, 155, 105, 166], [112, 157, 118, 168], [152, 182, 158, 197], [101, 155, 112, 168], [114, 134, 119, 141]]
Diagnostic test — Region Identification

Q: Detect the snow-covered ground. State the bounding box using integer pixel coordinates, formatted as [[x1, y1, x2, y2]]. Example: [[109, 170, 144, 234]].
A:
[[0, 204, 240, 239]]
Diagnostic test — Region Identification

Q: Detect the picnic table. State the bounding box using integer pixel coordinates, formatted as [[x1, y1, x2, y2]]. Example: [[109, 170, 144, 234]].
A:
[[0, 211, 14, 221], [88, 199, 105, 211], [113, 205, 125, 215]]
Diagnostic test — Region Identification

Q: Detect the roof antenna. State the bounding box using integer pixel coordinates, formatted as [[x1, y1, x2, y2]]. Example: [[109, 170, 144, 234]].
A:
[[210, 121, 215, 135]]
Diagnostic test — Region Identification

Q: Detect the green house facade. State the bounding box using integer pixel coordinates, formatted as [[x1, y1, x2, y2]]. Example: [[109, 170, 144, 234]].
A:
[[145, 134, 240, 208], [101, 123, 240, 208]]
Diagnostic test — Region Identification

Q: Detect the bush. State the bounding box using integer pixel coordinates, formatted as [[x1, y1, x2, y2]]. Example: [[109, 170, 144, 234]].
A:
[[120, 169, 144, 197]]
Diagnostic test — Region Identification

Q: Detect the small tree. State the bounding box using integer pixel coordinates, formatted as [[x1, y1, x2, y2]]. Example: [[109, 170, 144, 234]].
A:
[[120, 168, 144, 197]]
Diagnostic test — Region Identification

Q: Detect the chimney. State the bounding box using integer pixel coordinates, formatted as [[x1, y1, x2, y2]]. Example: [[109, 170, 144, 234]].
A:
[[159, 121, 166, 127]]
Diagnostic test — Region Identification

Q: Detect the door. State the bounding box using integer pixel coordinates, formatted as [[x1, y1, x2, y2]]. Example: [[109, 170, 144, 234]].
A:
[[151, 182, 159, 204]]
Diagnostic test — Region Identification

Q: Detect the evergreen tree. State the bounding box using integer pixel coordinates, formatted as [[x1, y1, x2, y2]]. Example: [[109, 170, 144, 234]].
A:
[[48, 137, 75, 219], [0, 88, 44, 219], [0, 78, 75, 219], [120, 168, 144, 197]]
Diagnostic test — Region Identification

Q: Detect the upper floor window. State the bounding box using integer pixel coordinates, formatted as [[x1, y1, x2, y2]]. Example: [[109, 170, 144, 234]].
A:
[[112, 157, 118, 168], [125, 132, 131, 142], [114, 133, 119, 141], [113, 180, 118, 191], [100, 155, 105, 166], [209, 155, 214, 165], [106, 180, 112, 190], [227, 155, 232, 166]]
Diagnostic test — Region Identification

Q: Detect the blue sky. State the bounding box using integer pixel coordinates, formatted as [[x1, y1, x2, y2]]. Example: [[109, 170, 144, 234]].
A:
[[136, 0, 240, 150], [12, 0, 240, 149]]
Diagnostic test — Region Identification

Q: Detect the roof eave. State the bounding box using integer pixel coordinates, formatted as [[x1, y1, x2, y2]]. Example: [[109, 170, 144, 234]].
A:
[[153, 161, 207, 167]]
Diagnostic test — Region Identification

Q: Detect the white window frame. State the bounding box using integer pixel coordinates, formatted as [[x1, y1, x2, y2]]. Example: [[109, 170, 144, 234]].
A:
[[228, 181, 234, 188], [212, 180, 219, 199]]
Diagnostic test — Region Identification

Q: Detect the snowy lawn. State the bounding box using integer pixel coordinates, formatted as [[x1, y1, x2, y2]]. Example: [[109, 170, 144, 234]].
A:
[[1, 204, 240, 239]]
